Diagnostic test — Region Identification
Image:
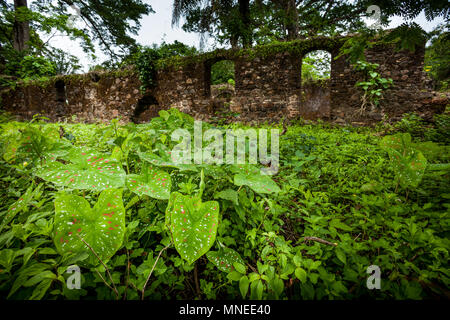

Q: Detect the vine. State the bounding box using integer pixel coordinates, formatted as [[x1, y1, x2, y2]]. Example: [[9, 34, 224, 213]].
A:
[[354, 60, 394, 115]]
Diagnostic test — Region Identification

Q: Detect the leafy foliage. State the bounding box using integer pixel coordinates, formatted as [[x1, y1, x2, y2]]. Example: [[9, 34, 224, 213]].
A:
[[0, 110, 448, 301], [301, 51, 331, 81], [135, 41, 198, 91], [424, 24, 450, 90], [35, 147, 126, 192], [232, 164, 281, 194], [211, 60, 235, 85], [54, 189, 126, 266], [0, 0, 153, 83], [166, 192, 220, 264], [126, 164, 171, 200], [206, 246, 244, 273], [354, 60, 394, 114], [380, 133, 428, 189]]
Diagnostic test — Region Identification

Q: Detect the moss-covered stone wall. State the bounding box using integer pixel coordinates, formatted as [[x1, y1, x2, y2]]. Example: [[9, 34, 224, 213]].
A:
[[1, 35, 446, 124]]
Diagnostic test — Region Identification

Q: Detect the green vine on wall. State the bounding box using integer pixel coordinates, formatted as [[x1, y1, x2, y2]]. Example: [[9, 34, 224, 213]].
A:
[[155, 36, 346, 71], [135, 48, 162, 92], [354, 60, 394, 115]]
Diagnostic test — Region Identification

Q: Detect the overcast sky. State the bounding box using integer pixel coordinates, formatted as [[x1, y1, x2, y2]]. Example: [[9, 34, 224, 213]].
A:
[[40, 0, 446, 72]]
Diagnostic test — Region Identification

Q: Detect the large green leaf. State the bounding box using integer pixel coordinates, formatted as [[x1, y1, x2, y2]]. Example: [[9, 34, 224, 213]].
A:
[[54, 189, 125, 266], [137, 150, 198, 172], [206, 246, 245, 273], [126, 164, 171, 200], [3, 125, 71, 163], [35, 147, 125, 191], [232, 164, 281, 194], [214, 189, 239, 206], [165, 192, 219, 264], [380, 133, 413, 157], [380, 134, 428, 188]]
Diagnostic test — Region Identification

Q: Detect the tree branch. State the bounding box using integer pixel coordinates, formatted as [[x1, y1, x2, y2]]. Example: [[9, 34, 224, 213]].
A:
[[303, 236, 338, 246], [141, 241, 172, 300], [77, 235, 119, 299]]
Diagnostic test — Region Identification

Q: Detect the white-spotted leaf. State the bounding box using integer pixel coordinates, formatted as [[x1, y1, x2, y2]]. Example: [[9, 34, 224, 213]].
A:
[[206, 246, 245, 273], [54, 189, 125, 266], [126, 165, 171, 200], [166, 192, 219, 264], [35, 147, 125, 191]]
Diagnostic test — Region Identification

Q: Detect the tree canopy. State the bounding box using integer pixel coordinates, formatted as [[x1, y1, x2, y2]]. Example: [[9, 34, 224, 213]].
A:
[[172, 0, 449, 47], [0, 0, 152, 79]]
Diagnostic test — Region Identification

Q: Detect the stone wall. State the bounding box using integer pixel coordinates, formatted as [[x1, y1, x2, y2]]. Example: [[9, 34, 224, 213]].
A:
[[1, 70, 143, 123], [1, 35, 447, 125]]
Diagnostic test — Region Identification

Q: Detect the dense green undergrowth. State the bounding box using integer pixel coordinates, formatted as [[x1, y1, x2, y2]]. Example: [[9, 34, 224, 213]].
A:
[[0, 110, 448, 300]]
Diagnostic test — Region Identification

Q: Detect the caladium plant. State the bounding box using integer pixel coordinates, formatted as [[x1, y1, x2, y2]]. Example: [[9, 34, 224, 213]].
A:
[[380, 133, 428, 188], [165, 191, 220, 264], [35, 146, 126, 191], [3, 125, 71, 163], [137, 150, 198, 172], [231, 164, 281, 194], [126, 163, 171, 200], [53, 189, 125, 266], [206, 246, 245, 273]]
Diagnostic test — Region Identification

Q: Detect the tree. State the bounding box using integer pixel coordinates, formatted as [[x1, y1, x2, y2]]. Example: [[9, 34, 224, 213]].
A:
[[172, 0, 253, 48], [12, 0, 29, 51], [172, 0, 449, 47], [30, 0, 153, 58], [424, 23, 449, 89], [0, 0, 153, 79]]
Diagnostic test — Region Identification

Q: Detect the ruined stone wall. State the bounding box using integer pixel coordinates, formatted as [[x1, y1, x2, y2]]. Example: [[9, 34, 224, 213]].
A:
[[330, 44, 445, 123], [1, 35, 446, 125], [1, 70, 143, 123]]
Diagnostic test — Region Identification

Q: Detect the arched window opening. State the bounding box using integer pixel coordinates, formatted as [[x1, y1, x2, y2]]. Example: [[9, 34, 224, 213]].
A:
[[301, 50, 331, 83], [133, 95, 160, 123], [90, 73, 101, 83], [55, 80, 66, 103], [300, 50, 332, 119], [209, 60, 235, 99]]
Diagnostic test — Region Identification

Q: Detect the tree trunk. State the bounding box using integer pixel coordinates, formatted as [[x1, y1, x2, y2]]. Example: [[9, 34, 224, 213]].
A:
[[285, 0, 299, 40], [13, 0, 30, 52], [238, 0, 252, 48]]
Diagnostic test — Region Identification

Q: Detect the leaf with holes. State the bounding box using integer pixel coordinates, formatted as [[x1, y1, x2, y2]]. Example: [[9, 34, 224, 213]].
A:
[[126, 164, 171, 200], [53, 189, 125, 266], [206, 246, 245, 273], [34, 147, 125, 191], [232, 164, 280, 194], [166, 192, 219, 264]]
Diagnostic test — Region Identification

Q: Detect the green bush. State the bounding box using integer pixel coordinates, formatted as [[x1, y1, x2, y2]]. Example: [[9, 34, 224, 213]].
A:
[[211, 60, 235, 85], [0, 110, 448, 300]]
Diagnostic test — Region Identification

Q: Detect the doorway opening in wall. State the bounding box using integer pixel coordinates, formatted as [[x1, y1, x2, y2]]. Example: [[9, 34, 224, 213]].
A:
[[54, 79, 67, 118], [54, 79, 66, 103], [210, 60, 236, 100], [300, 50, 332, 120], [132, 95, 160, 123]]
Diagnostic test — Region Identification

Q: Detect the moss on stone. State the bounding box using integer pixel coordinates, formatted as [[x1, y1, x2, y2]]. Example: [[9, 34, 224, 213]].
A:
[[156, 36, 348, 70]]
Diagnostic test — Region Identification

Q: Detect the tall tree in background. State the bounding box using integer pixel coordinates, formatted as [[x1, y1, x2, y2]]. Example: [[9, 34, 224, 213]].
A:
[[12, 0, 29, 51], [0, 0, 153, 78], [172, 0, 253, 48], [172, 0, 449, 46], [31, 0, 154, 58], [238, 0, 251, 47]]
